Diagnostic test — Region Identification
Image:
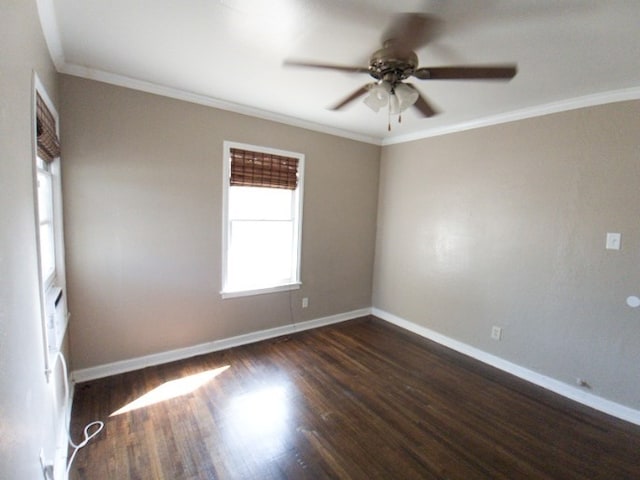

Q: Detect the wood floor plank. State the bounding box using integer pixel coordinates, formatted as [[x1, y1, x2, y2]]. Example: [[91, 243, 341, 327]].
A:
[[69, 316, 640, 479]]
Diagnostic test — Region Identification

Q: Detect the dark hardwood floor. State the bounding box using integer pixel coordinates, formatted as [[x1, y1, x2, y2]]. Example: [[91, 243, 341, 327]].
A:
[[69, 316, 640, 479]]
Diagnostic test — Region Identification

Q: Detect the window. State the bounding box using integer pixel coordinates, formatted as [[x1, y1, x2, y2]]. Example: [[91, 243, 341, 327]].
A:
[[34, 88, 62, 291], [222, 142, 304, 297], [33, 78, 68, 371]]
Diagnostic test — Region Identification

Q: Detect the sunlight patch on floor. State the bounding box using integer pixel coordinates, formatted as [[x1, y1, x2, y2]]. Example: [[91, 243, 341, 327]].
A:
[[110, 365, 230, 416], [223, 384, 293, 460]]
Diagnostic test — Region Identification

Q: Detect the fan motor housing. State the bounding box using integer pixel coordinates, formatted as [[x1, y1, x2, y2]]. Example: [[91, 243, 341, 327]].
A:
[[368, 47, 418, 83]]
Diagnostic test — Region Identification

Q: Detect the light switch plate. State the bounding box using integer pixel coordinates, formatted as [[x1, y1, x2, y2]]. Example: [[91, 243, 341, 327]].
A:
[[606, 232, 621, 250]]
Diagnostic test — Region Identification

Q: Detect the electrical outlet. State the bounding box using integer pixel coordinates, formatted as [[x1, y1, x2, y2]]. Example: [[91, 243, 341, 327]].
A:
[[302, 297, 309, 308], [491, 326, 502, 341]]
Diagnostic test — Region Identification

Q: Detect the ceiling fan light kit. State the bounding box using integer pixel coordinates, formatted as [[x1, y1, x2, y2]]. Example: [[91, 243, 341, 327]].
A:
[[284, 12, 517, 130], [390, 83, 419, 113], [364, 81, 420, 131], [363, 82, 390, 113], [364, 82, 419, 114]]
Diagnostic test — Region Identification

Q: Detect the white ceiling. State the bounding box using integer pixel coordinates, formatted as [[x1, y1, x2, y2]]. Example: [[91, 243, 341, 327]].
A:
[[38, 0, 640, 144]]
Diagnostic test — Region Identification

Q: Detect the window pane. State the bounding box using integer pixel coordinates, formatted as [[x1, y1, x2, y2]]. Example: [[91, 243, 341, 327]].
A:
[[37, 168, 55, 284], [37, 170, 53, 223], [39, 223, 55, 281], [227, 220, 294, 290], [229, 186, 293, 221]]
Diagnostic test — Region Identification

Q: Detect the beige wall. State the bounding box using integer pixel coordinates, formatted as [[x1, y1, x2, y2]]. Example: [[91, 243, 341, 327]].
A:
[[374, 100, 640, 409], [60, 75, 380, 370], [0, 0, 63, 478], [61, 73, 640, 413]]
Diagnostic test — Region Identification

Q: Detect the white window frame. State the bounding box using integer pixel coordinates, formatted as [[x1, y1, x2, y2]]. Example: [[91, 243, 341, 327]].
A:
[[221, 141, 304, 298], [33, 75, 68, 379]]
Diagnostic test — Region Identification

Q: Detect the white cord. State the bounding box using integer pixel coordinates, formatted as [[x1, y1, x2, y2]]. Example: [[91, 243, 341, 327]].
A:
[[53, 351, 104, 477], [65, 421, 104, 476]]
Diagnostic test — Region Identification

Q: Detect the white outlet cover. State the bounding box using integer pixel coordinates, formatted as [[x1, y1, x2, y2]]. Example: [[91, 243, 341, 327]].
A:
[[491, 326, 502, 340], [605, 232, 621, 250]]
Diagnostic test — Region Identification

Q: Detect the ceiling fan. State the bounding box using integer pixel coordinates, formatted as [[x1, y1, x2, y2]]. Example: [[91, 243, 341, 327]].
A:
[[284, 12, 517, 130]]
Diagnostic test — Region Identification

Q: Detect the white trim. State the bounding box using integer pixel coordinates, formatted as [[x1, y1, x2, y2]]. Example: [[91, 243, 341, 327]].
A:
[[36, 0, 66, 70], [372, 307, 640, 426], [56, 62, 640, 148], [70, 306, 640, 425], [71, 308, 372, 383], [221, 282, 301, 299], [383, 86, 640, 145], [33, 73, 66, 383], [58, 63, 382, 145]]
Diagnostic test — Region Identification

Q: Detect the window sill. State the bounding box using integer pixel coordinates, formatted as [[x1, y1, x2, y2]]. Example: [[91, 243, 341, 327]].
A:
[[221, 282, 301, 299]]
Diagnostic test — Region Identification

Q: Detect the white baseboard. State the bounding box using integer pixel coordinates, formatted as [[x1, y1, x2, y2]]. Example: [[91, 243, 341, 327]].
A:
[[372, 307, 640, 426], [71, 306, 640, 426], [71, 308, 371, 383]]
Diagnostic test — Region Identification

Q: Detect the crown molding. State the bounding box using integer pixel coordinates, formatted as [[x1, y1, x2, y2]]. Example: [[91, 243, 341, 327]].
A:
[[383, 86, 640, 146], [60, 62, 640, 148], [37, 3, 640, 148], [36, 0, 65, 70], [58, 63, 383, 146]]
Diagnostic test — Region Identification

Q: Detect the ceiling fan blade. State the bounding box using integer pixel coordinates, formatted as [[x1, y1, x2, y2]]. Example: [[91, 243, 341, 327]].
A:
[[330, 85, 371, 110], [406, 85, 438, 117], [413, 65, 518, 80], [383, 13, 443, 55], [284, 59, 370, 74]]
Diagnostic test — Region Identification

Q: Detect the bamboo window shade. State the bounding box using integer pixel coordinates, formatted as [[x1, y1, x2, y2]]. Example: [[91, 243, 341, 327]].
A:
[[230, 148, 299, 190], [36, 92, 61, 162]]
